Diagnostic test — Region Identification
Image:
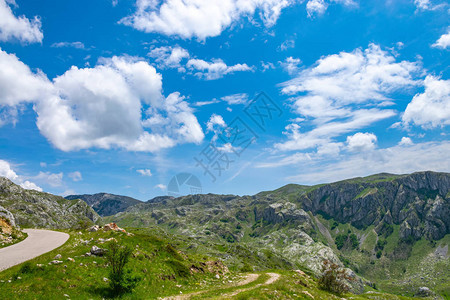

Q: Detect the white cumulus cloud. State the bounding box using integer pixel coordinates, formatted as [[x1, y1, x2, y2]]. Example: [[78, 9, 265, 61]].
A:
[[276, 44, 420, 153], [432, 28, 450, 49], [148, 45, 190, 70], [121, 0, 297, 40], [0, 0, 43, 43], [0, 49, 205, 152], [346, 132, 377, 152], [399, 137, 413, 146], [402, 76, 450, 128], [186, 58, 252, 80], [0, 159, 42, 191]]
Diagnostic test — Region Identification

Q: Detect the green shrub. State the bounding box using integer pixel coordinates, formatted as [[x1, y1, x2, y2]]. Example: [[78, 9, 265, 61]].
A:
[[376, 239, 387, 251], [331, 221, 339, 230], [335, 234, 347, 250], [19, 262, 36, 274], [376, 250, 382, 258], [349, 234, 358, 249], [166, 259, 190, 277], [106, 241, 140, 295]]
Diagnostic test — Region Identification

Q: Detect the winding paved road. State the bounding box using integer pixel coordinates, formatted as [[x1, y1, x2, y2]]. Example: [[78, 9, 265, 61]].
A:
[[0, 229, 69, 271]]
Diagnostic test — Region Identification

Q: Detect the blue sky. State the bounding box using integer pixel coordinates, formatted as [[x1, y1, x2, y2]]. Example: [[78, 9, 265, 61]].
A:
[[0, 0, 449, 200]]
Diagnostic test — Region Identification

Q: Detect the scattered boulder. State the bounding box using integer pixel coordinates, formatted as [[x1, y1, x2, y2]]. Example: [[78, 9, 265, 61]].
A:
[[54, 254, 62, 260], [90, 245, 106, 256], [98, 237, 117, 243], [67, 257, 75, 262], [49, 260, 63, 265], [200, 261, 229, 275], [87, 225, 100, 232], [415, 287, 432, 297], [103, 222, 126, 233]]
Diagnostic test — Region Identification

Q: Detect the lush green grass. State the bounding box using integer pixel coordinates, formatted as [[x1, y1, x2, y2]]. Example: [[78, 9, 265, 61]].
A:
[[0, 228, 426, 300], [0, 228, 238, 299]]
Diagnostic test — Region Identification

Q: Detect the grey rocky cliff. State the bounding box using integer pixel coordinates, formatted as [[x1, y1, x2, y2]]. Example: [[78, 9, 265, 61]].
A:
[[293, 172, 449, 240], [65, 193, 142, 216], [0, 177, 100, 229], [0, 205, 15, 227]]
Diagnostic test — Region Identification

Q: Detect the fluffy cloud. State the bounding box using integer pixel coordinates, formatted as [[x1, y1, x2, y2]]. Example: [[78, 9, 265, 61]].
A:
[[275, 108, 394, 151], [35, 56, 203, 152], [206, 113, 226, 141], [432, 29, 450, 49], [306, 0, 356, 17], [221, 93, 249, 105], [121, 0, 296, 40], [0, 49, 51, 125], [399, 137, 413, 146], [306, 0, 327, 17], [186, 58, 252, 80], [280, 56, 301, 75], [68, 171, 82, 181], [281, 44, 420, 104], [147, 46, 250, 80], [137, 169, 152, 176], [206, 114, 226, 132], [346, 132, 377, 152], [0, 159, 42, 191], [0, 49, 204, 152], [0, 159, 18, 180], [0, 0, 43, 43], [141, 92, 205, 146], [155, 183, 167, 190], [148, 45, 190, 69], [0, 49, 51, 107], [276, 44, 420, 152], [402, 76, 450, 128]]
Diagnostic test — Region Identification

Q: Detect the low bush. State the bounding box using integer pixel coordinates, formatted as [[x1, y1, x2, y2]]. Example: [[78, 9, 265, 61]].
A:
[[106, 240, 140, 295]]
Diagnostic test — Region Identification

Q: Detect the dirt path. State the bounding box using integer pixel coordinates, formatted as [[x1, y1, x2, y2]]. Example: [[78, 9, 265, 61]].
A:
[[0, 229, 69, 272], [163, 273, 282, 300], [219, 272, 281, 298]]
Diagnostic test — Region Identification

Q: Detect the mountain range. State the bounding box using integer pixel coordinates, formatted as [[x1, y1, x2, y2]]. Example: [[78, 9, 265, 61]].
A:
[[1, 171, 449, 297]]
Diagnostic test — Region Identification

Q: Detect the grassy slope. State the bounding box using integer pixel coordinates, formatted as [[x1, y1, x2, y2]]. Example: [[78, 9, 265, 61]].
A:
[[0, 228, 421, 300]]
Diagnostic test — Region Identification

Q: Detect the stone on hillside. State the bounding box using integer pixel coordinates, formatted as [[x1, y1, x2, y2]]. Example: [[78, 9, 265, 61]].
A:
[[260, 202, 311, 225], [103, 222, 126, 232], [49, 260, 63, 265], [67, 257, 75, 262], [90, 245, 106, 256], [87, 225, 100, 232], [54, 254, 62, 259], [415, 287, 432, 297], [0, 206, 15, 227]]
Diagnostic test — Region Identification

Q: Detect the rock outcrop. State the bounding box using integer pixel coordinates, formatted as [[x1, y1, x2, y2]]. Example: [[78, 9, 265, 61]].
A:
[[65, 193, 142, 216], [0, 177, 100, 229], [292, 172, 450, 240]]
